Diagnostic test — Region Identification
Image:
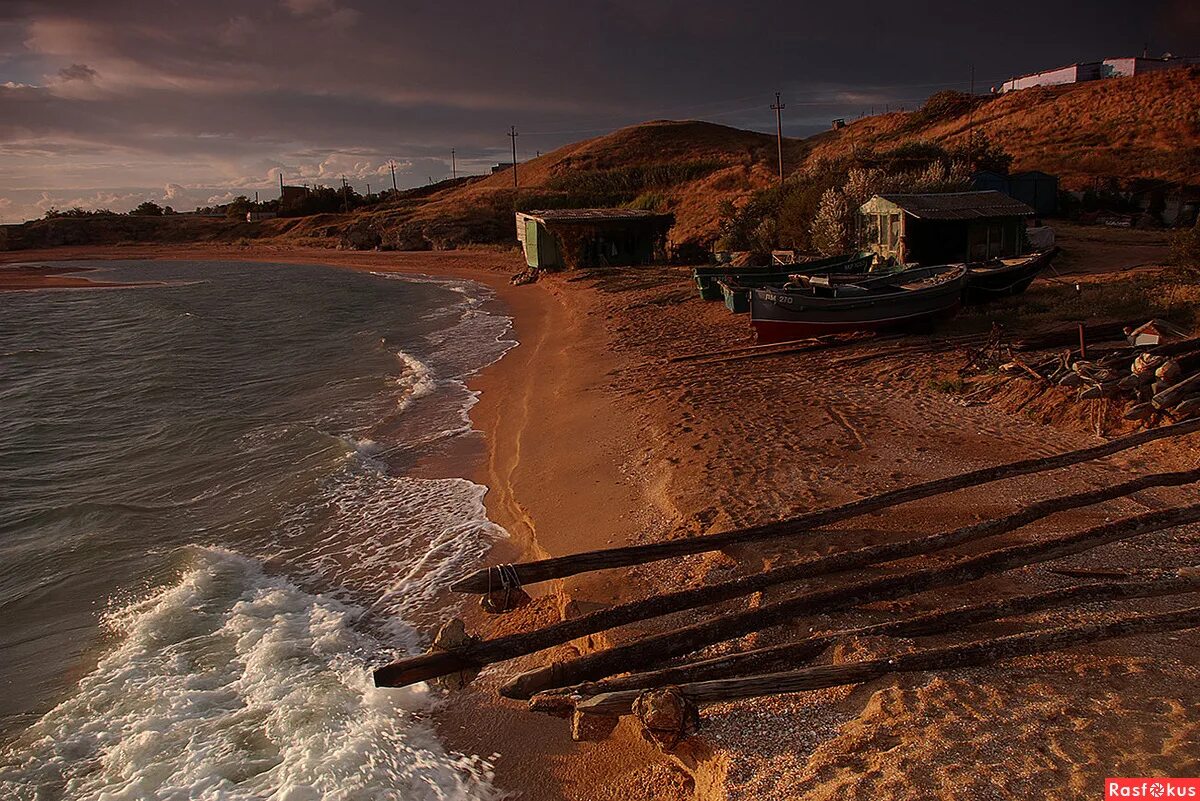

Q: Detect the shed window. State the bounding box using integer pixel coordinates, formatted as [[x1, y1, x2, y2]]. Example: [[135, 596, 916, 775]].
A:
[[887, 214, 901, 249], [863, 213, 879, 244]]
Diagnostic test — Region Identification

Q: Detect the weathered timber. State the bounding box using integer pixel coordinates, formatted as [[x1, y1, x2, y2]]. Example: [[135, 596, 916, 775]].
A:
[[530, 570, 1200, 709], [667, 336, 829, 363], [574, 604, 1200, 716], [449, 420, 1200, 594], [1012, 320, 1138, 352], [374, 469, 1200, 689], [498, 505, 1200, 698], [1152, 372, 1200, 410]]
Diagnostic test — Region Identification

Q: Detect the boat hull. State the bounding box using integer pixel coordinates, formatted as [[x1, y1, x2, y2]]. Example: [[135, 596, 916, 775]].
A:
[[750, 267, 966, 344], [964, 249, 1057, 305], [693, 253, 872, 301]]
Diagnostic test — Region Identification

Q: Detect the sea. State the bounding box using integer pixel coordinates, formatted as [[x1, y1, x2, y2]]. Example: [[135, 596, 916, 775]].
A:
[[0, 259, 514, 800]]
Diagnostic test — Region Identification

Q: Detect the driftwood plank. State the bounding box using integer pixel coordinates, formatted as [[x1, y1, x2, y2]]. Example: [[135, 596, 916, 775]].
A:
[[575, 604, 1200, 716], [530, 570, 1200, 710], [498, 505, 1200, 698], [373, 469, 1200, 689], [449, 419, 1200, 594]]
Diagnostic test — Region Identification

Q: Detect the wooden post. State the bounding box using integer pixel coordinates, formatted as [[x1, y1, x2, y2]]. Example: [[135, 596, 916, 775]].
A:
[[530, 570, 1200, 707], [575, 605, 1200, 717], [448, 420, 1200, 594], [1079, 323, 1088, 359], [498, 505, 1200, 698], [374, 470, 1200, 690]]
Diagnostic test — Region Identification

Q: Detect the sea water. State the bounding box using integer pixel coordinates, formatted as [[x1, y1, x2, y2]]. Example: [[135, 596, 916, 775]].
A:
[[0, 260, 513, 800]]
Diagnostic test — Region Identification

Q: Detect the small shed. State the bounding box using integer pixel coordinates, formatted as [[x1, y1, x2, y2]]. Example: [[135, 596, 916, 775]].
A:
[[516, 209, 674, 270], [859, 191, 1034, 265], [971, 171, 1059, 216]]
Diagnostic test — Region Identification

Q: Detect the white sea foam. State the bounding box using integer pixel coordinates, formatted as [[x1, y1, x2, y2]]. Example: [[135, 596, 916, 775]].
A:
[[0, 270, 516, 801], [0, 548, 497, 801], [394, 351, 437, 413]]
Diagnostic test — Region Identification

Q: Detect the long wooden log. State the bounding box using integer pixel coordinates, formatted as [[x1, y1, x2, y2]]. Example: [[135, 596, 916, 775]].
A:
[[450, 419, 1200, 594], [374, 469, 1200, 689], [499, 505, 1200, 698], [1153, 372, 1200, 410], [530, 570, 1200, 710], [575, 604, 1200, 716]]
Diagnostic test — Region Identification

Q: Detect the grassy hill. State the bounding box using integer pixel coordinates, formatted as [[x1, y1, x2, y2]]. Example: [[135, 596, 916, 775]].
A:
[[320, 67, 1199, 252], [807, 67, 1200, 189], [271, 120, 810, 251], [5, 68, 1197, 255]]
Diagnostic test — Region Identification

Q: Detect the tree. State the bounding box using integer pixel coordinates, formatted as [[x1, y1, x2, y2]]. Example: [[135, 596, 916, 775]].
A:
[[131, 201, 164, 216], [810, 188, 852, 256]]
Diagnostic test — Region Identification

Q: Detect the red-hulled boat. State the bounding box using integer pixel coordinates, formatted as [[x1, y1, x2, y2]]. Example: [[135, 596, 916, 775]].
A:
[[749, 264, 967, 343]]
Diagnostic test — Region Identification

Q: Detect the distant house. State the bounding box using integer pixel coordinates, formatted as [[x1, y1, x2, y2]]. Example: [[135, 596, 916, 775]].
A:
[[515, 209, 674, 270], [972, 171, 1059, 217], [1001, 62, 1103, 93], [859, 191, 1034, 265], [246, 211, 278, 223], [1000, 55, 1199, 93], [279, 185, 308, 212]]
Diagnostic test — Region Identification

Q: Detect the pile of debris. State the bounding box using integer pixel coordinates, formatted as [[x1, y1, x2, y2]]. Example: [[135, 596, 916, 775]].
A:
[[999, 320, 1199, 424]]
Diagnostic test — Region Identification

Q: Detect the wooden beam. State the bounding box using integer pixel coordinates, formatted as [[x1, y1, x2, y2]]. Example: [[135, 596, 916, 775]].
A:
[[374, 469, 1200, 689], [575, 604, 1200, 716], [498, 505, 1200, 698], [530, 570, 1200, 709], [450, 419, 1200, 594]]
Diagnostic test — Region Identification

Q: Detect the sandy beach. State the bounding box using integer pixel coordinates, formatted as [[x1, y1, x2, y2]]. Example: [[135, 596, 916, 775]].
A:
[[5, 241, 1198, 800]]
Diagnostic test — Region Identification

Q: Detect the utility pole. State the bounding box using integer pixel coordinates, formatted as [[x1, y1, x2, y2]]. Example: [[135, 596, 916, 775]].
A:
[[967, 63, 976, 164], [366, 183, 371, 197], [508, 126, 519, 191], [389, 160, 397, 192], [451, 149, 457, 180], [771, 92, 785, 184]]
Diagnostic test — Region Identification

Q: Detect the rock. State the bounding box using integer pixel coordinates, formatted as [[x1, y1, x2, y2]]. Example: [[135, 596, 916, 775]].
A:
[[430, 618, 481, 690], [632, 687, 700, 751]]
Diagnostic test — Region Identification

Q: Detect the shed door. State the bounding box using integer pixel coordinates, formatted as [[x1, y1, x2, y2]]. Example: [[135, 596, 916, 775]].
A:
[[524, 219, 540, 267]]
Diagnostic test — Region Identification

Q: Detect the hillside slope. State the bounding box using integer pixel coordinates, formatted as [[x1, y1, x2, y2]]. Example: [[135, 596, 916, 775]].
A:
[[272, 120, 810, 251], [5, 70, 1196, 255], [807, 67, 1200, 189]]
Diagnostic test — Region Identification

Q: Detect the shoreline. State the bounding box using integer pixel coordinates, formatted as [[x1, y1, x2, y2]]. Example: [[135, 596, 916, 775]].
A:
[[8, 242, 1199, 800], [2, 244, 674, 800]]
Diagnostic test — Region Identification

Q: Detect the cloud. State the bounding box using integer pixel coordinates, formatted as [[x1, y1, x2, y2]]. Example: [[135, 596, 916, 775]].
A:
[[56, 62, 96, 82], [0, 0, 1187, 223]]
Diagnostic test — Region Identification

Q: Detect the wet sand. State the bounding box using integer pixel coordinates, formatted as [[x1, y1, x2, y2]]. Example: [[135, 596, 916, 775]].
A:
[[7, 241, 1198, 800]]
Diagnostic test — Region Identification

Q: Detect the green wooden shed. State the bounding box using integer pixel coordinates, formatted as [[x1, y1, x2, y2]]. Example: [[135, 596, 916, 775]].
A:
[[859, 191, 1034, 266], [516, 209, 674, 270]]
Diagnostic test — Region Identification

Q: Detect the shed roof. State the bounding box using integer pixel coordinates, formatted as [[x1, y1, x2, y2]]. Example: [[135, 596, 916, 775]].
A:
[[521, 208, 672, 224], [868, 191, 1034, 220]]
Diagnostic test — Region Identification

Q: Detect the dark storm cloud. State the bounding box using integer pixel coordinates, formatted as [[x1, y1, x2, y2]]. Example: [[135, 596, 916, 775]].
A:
[[1, 0, 1196, 221]]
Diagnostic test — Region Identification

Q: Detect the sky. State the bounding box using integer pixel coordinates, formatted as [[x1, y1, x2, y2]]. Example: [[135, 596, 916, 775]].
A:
[[1, 0, 1197, 223]]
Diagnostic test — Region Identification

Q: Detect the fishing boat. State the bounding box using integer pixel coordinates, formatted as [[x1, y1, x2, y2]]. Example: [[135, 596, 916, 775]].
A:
[[964, 248, 1058, 304], [693, 252, 872, 301], [749, 264, 967, 343]]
